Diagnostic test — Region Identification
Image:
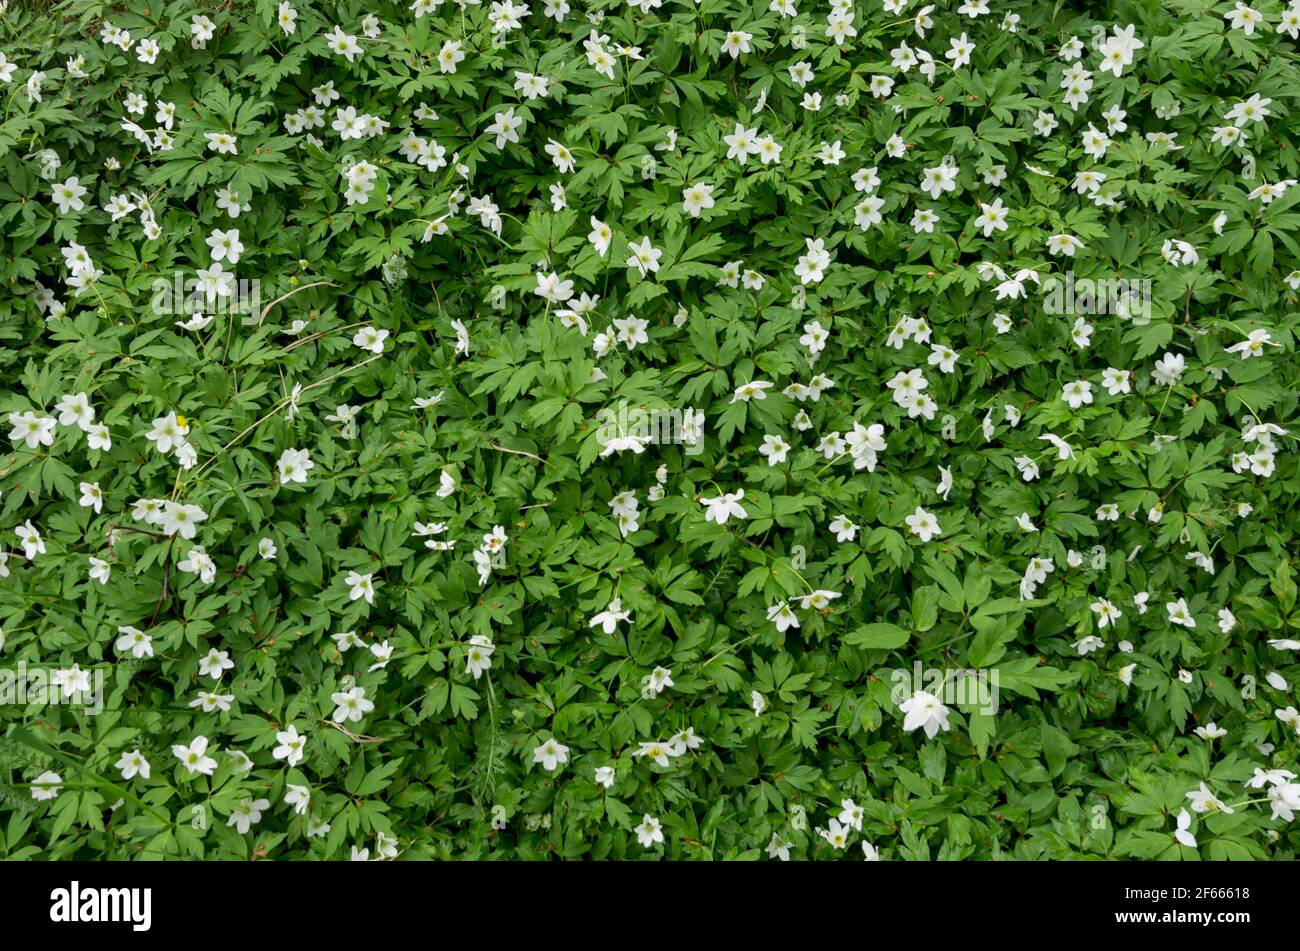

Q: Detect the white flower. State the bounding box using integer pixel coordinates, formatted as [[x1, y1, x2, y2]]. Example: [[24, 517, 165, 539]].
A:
[[227, 797, 271, 834], [899, 689, 950, 738], [838, 798, 864, 831], [700, 489, 747, 525], [794, 237, 831, 284], [645, 666, 675, 695], [973, 198, 1010, 236], [587, 217, 612, 256], [682, 182, 715, 217], [829, 514, 859, 543], [466, 635, 495, 679], [920, 162, 959, 199], [345, 570, 376, 604], [545, 139, 575, 174], [1225, 2, 1264, 35], [55, 392, 95, 429], [635, 814, 664, 847], [886, 369, 928, 405], [945, 32, 975, 69], [758, 434, 790, 466], [115, 626, 154, 659], [115, 750, 151, 781], [724, 122, 760, 163], [1039, 433, 1074, 460], [625, 236, 662, 278], [88, 556, 111, 584], [285, 784, 311, 816], [767, 834, 791, 861], [1061, 380, 1093, 409], [273, 725, 307, 766], [438, 40, 465, 73], [1101, 368, 1131, 395], [13, 520, 44, 560], [1152, 351, 1185, 386], [173, 736, 218, 775], [368, 640, 394, 672], [277, 2, 298, 33], [330, 686, 375, 723], [78, 481, 103, 514], [1046, 234, 1084, 256], [721, 30, 752, 58], [204, 131, 239, 155], [819, 819, 851, 849], [668, 728, 702, 755], [353, 325, 389, 354], [1073, 635, 1104, 655], [905, 506, 942, 542], [635, 740, 676, 767], [767, 601, 800, 633], [161, 502, 207, 540], [1267, 783, 1300, 822], [1225, 93, 1272, 127], [937, 466, 953, 501], [145, 412, 189, 454], [590, 599, 631, 634], [276, 447, 314, 484], [1186, 781, 1232, 815], [50, 177, 88, 214], [1166, 598, 1196, 629], [1226, 328, 1275, 359], [1246, 768, 1297, 790], [206, 228, 244, 264], [928, 344, 959, 374], [1275, 707, 1300, 738], [731, 380, 773, 403], [188, 687, 234, 712], [30, 770, 62, 801], [533, 738, 569, 772], [1087, 591, 1124, 626], [8, 411, 57, 449]]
